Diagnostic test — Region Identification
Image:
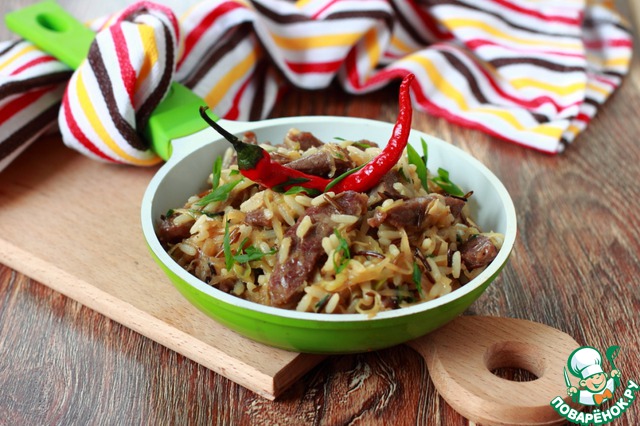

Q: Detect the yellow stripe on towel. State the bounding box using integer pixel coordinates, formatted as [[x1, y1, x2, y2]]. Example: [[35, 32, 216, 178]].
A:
[[76, 71, 159, 166]]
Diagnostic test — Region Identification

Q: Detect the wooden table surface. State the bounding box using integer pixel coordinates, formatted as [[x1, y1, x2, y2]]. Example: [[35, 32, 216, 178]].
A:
[[1, 1, 639, 424]]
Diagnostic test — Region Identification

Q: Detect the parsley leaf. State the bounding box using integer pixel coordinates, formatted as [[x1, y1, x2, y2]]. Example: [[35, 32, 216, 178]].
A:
[[420, 137, 428, 166], [314, 294, 330, 312], [407, 138, 429, 191], [223, 232, 276, 265], [223, 221, 234, 270], [412, 261, 424, 298], [432, 168, 465, 197], [233, 245, 277, 263], [272, 177, 311, 193], [351, 141, 373, 150], [187, 209, 224, 218], [196, 178, 243, 206], [324, 162, 368, 193], [407, 143, 428, 191], [284, 186, 321, 197], [333, 229, 351, 273], [406, 139, 464, 196], [212, 156, 222, 190]]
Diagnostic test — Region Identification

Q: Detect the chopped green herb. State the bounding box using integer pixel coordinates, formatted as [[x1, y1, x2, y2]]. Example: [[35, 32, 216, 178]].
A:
[[412, 261, 424, 298], [223, 221, 234, 270], [187, 209, 224, 219], [407, 138, 430, 191], [196, 178, 244, 206], [351, 141, 373, 150], [223, 235, 276, 265], [233, 245, 277, 263], [314, 294, 330, 312], [212, 156, 222, 190], [165, 208, 175, 218], [333, 229, 351, 273], [407, 143, 428, 191], [324, 162, 368, 193], [405, 138, 465, 197], [334, 136, 346, 141], [420, 137, 428, 166], [272, 177, 311, 193], [284, 186, 321, 197], [229, 169, 240, 176], [237, 237, 249, 251], [432, 167, 465, 197]]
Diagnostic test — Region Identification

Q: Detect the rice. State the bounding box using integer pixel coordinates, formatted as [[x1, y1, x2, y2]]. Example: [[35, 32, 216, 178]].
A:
[[330, 214, 359, 225], [279, 237, 292, 263], [159, 130, 504, 315], [296, 215, 313, 239]]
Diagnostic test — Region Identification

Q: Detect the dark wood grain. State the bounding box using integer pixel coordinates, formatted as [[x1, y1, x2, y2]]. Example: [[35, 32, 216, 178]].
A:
[[2, 1, 640, 425]]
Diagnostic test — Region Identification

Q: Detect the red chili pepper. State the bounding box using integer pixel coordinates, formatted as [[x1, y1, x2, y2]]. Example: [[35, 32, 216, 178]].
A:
[[329, 73, 414, 193], [199, 72, 414, 195], [199, 107, 331, 193]]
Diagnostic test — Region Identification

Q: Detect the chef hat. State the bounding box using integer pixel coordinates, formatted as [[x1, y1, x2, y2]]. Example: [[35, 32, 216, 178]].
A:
[[568, 347, 604, 379]]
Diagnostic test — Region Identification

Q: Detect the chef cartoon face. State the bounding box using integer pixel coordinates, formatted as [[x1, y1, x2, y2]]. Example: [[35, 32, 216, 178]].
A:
[[581, 372, 609, 392], [566, 346, 620, 406]]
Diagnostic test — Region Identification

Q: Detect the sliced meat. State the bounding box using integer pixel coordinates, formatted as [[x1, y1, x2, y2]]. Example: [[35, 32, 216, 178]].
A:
[[268, 191, 368, 308], [157, 216, 193, 247], [368, 195, 467, 231], [284, 129, 324, 150], [242, 131, 258, 144], [244, 209, 272, 227], [367, 171, 406, 205], [285, 149, 353, 178], [267, 151, 294, 165], [459, 235, 498, 270], [212, 276, 236, 293], [368, 196, 435, 231], [444, 196, 466, 221]]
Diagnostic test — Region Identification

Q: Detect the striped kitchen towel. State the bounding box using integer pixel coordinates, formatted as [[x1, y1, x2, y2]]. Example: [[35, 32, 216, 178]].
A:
[[0, 0, 634, 170]]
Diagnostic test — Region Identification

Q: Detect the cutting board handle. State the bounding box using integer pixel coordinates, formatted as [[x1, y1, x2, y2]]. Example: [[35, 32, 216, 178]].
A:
[[408, 316, 581, 426]]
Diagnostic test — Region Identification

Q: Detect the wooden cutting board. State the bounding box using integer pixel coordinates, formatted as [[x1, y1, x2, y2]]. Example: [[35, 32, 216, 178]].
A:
[[0, 135, 326, 400], [1, 135, 580, 424]]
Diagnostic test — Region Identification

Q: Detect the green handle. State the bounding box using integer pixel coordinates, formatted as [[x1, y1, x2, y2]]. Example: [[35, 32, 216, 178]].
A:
[[5, 0, 93, 69], [144, 83, 209, 160], [5, 0, 211, 161]]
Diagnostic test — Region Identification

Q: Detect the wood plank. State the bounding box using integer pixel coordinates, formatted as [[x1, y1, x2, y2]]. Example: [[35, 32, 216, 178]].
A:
[[0, 135, 325, 400]]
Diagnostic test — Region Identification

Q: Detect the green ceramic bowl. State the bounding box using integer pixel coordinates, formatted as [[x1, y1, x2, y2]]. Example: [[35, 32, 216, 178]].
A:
[[140, 116, 517, 354]]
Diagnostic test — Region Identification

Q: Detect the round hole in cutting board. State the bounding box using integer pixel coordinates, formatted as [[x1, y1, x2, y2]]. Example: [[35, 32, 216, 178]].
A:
[[490, 367, 538, 382], [36, 13, 67, 33], [484, 341, 543, 383]]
